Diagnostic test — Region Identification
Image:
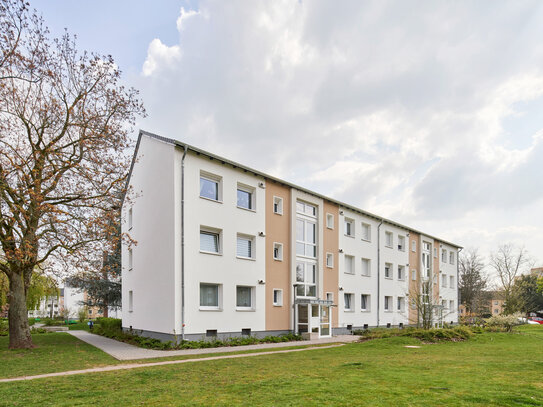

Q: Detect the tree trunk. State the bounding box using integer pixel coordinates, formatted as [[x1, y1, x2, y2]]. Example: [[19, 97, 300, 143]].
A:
[[8, 273, 33, 349]]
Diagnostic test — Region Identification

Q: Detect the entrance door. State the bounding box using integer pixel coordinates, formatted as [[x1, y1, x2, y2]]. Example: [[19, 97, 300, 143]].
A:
[[320, 305, 331, 337], [296, 303, 333, 337]]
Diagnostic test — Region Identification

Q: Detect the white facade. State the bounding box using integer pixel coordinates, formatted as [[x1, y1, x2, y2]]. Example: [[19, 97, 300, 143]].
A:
[[439, 242, 459, 324]]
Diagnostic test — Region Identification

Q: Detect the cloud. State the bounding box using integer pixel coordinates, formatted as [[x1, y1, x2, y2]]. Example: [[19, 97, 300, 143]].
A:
[[136, 0, 543, 265]]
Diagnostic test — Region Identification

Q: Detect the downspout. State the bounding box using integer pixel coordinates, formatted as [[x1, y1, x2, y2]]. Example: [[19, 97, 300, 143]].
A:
[[181, 146, 187, 341], [456, 247, 463, 323], [377, 219, 384, 327]]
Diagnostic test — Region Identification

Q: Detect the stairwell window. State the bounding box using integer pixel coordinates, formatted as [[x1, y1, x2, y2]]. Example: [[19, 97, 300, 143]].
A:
[[273, 243, 283, 261], [273, 196, 283, 215], [273, 289, 283, 306], [128, 207, 133, 230], [326, 253, 334, 268], [128, 290, 133, 312], [412, 240, 416, 252], [128, 248, 133, 271], [411, 269, 417, 281]]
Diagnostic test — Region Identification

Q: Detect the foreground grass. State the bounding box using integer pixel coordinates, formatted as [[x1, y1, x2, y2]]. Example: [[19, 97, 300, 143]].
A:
[[1, 326, 542, 406], [0, 333, 119, 379]]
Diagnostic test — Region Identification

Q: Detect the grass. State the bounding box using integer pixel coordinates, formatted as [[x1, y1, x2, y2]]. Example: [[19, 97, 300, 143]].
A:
[[0, 333, 119, 379], [0, 326, 542, 406]]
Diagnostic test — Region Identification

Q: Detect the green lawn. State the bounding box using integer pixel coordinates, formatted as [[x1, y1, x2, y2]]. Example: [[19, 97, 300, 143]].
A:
[[0, 333, 119, 379], [0, 326, 542, 406]]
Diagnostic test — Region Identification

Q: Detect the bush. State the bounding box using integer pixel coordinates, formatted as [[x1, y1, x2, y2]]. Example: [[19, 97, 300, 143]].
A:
[[485, 313, 523, 332], [43, 317, 65, 326], [354, 325, 476, 343], [95, 317, 122, 332], [0, 319, 8, 336]]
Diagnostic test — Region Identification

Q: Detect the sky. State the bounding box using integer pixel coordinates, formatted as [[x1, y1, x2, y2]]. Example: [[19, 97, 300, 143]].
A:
[[32, 0, 543, 276]]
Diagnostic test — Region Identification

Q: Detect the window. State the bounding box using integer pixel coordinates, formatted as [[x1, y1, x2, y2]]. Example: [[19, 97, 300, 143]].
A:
[[434, 247, 437, 258], [494, 308, 499, 314], [422, 242, 431, 278], [442, 274, 447, 287], [398, 235, 405, 251], [494, 300, 498, 305], [411, 269, 417, 281], [449, 300, 455, 310], [128, 290, 133, 312], [296, 202, 317, 258], [450, 276, 455, 288], [361, 258, 371, 276], [385, 231, 393, 248], [344, 293, 354, 311], [326, 292, 334, 302], [326, 253, 334, 268], [200, 173, 221, 201], [384, 263, 392, 279], [411, 240, 416, 252], [345, 218, 354, 237], [361, 294, 370, 311], [442, 299, 447, 309], [273, 289, 283, 306], [237, 184, 255, 210], [442, 249, 447, 262], [273, 243, 283, 261], [128, 207, 133, 230], [236, 235, 254, 259], [200, 284, 220, 309], [296, 201, 316, 216], [449, 252, 455, 265], [236, 286, 254, 310], [273, 196, 283, 215], [344, 255, 354, 274], [361, 223, 371, 241], [384, 296, 392, 311], [326, 213, 334, 229], [200, 229, 220, 254], [295, 261, 317, 297], [397, 297, 405, 312], [397, 265, 405, 280], [128, 248, 133, 270]]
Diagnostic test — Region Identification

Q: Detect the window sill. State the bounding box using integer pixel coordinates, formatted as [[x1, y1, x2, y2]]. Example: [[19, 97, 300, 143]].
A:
[[128, 310, 133, 313], [384, 276, 393, 280], [344, 234, 355, 239], [199, 307, 222, 312], [385, 245, 393, 249], [236, 308, 256, 312], [344, 272, 355, 276], [361, 310, 371, 313], [384, 310, 393, 313], [344, 310, 355, 313], [199, 196, 223, 204], [361, 238, 371, 243], [273, 257, 283, 262], [237, 206, 256, 213], [236, 256, 255, 261], [200, 250, 222, 256], [273, 304, 283, 307], [326, 226, 334, 230], [273, 211, 283, 216], [326, 265, 334, 269], [361, 274, 371, 277]]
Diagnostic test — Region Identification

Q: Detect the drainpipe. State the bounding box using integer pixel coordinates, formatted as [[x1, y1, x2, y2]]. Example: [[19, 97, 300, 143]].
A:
[[377, 219, 384, 327], [456, 247, 463, 323], [181, 146, 187, 342]]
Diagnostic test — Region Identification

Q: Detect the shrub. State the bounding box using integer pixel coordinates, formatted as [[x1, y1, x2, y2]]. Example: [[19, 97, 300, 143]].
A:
[[354, 326, 476, 343], [485, 313, 523, 332], [0, 319, 8, 336], [95, 317, 122, 332], [43, 317, 64, 326]]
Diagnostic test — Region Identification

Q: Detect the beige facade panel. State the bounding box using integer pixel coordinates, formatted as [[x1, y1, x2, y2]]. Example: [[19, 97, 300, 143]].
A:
[[408, 231, 420, 325], [323, 200, 339, 329]]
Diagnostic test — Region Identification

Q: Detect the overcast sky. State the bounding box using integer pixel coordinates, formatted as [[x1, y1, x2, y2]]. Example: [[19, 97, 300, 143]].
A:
[[33, 0, 543, 273]]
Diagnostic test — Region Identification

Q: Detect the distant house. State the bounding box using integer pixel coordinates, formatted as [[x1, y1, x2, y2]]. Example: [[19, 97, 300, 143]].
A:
[[459, 291, 504, 317]]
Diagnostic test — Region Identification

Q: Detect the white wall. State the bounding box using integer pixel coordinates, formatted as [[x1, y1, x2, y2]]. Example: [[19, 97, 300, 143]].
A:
[[122, 135, 177, 335], [440, 243, 459, 323], [182, 151, 267, 335]]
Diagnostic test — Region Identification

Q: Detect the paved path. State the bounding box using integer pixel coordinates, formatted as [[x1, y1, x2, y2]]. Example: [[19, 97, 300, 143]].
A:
[[69, 330, 358, 360], [0, 343, 345, 383]]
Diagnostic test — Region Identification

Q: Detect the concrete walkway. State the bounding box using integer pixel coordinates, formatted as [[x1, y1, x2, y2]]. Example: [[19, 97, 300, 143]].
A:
[[69, 330, 358, 360], [0, 343, 345, 383]]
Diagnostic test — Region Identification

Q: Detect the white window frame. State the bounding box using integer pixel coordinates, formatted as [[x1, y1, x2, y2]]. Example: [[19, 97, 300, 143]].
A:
[[273, 196, 283, 215], [295, 261, 317, 298], [273, 289, 283, 306], [433, 247, 437, 258], [397, 296, 405, 312], [398, 235, 405, 251], [128, 290, 133, 312], [384, 296, 392, 312], [273, 242, 283, 261], [344, 218, 355, 237], [199, 172, 222, 202], [449, 251, 455, 265], [128, 248, 133, 270], [449, 300, 455, 310], [384, 263, 393, 279], [397, 265, 405, 280], [361, 223, 371, 242], [128, 207, 133, 230], [344, 255, 355, 275], [200, 227, 222, 255], [296, 203, 317, 259], [236, 234, 255, 260], [326, 213, 334, 229], [361, 294, 370, 311], [385, 231, 393, 248], [326, 252, 334, 268], [411, 269, 417, 281], [344, 293, 354, 312], [326, 292, 334, 303], [361, 258, 371, 277], [412, 240, 417, 252], [236, 285, 255, 311], [442, 249, 447, 263], [450, 275, 455, 288], [237, 183, 256, 211], [199, 283, 222, 311]]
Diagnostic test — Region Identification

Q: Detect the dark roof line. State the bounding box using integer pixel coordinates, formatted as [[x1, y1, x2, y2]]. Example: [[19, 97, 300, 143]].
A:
[[134, 129, 462, 249]]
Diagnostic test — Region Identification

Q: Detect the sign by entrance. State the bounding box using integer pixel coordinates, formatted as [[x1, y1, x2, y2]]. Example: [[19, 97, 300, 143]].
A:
[[295, 298, 334, 306]]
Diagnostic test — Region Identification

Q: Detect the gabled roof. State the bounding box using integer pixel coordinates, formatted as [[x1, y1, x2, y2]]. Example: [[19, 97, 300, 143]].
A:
[[125, 129, 462, 249]]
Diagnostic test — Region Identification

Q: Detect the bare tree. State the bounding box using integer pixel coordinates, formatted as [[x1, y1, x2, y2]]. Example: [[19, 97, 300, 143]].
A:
[[459, 248, 488, 315], [408, 279, 450, 330], [490, 244, 532, 315], [0, 0, 144, 348]]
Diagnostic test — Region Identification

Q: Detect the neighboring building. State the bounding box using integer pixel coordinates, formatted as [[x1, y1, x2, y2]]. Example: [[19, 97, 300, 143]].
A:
[[122, 131, 461, 341], [459, 291, 504, 317]]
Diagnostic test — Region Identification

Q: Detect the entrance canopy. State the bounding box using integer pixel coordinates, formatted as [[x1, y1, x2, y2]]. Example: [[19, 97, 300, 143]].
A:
[[295, 298, 334, 306]]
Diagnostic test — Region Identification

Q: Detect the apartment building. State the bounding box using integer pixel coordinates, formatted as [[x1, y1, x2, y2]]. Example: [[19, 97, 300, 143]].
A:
[[122, 131, 461, 341]]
